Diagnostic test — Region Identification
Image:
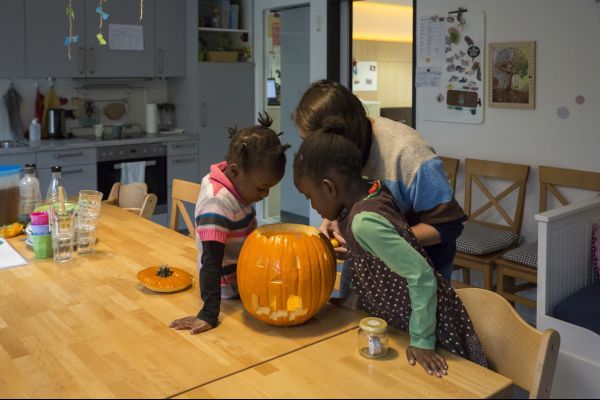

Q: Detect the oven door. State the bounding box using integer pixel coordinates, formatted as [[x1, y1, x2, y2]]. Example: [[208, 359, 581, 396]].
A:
[[97, 156, 168, 214]]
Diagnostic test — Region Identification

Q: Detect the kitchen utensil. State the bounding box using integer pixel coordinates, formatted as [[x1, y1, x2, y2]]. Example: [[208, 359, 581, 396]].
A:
[[112, 124, 124, 139], [104, 102, 127, 120]]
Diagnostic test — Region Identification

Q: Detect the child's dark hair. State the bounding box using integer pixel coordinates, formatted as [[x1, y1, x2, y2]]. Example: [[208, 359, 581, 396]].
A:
[[226, 111, 291, 172], [293, 80, 371, 154], [294, 116, 363, 183]]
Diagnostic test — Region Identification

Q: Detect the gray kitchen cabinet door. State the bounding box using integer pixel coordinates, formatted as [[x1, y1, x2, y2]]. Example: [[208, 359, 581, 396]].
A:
[[0, 153, 36, 167], [0, 0, 26, 77], [38, 163, 97, 200], [84, 0, 156, 77], [167, 154, 199, 187], [155, 0, 186, 78], [197, 62, 255, 174], [25, 0, 86, 78]]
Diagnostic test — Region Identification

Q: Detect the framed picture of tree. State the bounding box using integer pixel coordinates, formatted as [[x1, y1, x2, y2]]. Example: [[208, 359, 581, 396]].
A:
[[488, 41, 536, 109]]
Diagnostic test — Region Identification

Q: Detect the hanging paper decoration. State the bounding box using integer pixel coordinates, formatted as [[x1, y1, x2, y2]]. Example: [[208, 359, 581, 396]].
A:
[[64, 0, 78, 60], [96, 0, 109, 45], [138, 0, 144, 23]]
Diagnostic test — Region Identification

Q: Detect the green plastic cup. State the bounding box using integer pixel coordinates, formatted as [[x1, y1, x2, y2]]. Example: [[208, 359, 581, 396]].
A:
[[32, 234, 53, 259]]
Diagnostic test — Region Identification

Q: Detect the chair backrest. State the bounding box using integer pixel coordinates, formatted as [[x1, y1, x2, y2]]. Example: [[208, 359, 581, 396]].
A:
[[464, 158, 530, 234], [456, 288, 560, 399], [104, 182, 157, 220], [538, 165, 600, 212], [169, 179, 201, 238], [439, 156, 460, 193]]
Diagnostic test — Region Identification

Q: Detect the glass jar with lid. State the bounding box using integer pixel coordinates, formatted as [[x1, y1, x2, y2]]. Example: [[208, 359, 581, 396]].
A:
[[358, 317, 389, 359]]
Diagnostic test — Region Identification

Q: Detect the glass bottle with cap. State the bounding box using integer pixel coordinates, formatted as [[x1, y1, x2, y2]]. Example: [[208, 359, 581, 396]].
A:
[[358, 317, 389, 359], [46, 166, 67, 205], [18, 163, 41, 223]]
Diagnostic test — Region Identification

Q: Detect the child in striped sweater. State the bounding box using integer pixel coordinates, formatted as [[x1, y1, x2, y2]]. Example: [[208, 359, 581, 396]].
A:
[[170, 113, 290, 334]]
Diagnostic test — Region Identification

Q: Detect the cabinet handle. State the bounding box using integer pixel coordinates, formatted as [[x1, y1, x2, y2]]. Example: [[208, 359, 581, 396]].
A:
[[53, 151, 83, 159], [171, 157, 196, 164], [78, 47, 85, 75], [201, 102, 207, 127], [62, 168, 83, 175], [171, 142, 195, 149], [157, 49, 164, 75], [88, 47, 95, 74]]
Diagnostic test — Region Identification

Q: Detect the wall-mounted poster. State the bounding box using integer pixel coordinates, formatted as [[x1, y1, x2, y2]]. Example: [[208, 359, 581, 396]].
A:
[[417, 10, 485, 124], [488, 41, 536, 109], [352, 61, 378, 92]]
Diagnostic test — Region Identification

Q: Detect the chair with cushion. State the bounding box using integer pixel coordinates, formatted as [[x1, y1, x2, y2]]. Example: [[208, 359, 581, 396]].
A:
[[456, 288, 560, 399], [170, 179, 201, 238], [439, 156, 460, 193], [104, 182, 157, 220], [453, 158, 530, 290], [496, 166, 600, 308]]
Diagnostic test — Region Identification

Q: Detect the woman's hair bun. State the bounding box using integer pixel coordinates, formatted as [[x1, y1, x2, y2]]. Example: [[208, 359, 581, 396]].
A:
[[321, 115, 346, 135]]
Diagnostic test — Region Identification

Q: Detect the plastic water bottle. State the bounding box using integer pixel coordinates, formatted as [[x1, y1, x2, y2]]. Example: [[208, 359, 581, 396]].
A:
[[29, 118, 41, 147], [46, 166, 67, 205], [19, 164, 42, 223]]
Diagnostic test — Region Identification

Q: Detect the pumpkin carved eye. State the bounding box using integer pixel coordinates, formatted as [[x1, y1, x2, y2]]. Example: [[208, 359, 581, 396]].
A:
[[137, 264, 192, 293], [238, 224, 336, 326]]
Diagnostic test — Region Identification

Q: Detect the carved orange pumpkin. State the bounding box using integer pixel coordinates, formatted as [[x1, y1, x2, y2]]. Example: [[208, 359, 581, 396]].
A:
[[237, 223, 336, 326]]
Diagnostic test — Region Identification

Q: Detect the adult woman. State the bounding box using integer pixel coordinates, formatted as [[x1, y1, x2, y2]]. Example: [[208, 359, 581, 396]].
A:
[[293, 80, 465, 280]]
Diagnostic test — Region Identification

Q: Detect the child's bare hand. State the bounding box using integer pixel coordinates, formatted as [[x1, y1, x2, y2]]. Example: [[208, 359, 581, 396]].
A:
[[169, 316, 214, 335], [406, 346, 448, 378], [331, 231, 348, 260]]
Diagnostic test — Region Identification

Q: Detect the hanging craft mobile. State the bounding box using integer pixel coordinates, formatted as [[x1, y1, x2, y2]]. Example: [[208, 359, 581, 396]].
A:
[[96, 0, 109, 45], [64, 0, 78, 60], [138, 0, 144, 23]]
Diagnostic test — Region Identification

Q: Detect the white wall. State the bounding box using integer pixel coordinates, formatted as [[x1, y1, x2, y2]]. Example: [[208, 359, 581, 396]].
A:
[[416, 0, 600, 244]]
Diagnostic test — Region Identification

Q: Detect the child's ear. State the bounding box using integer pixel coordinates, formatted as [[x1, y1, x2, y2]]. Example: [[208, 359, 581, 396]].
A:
[[228, 163, 240, 177], [322, 178, 337, 198]]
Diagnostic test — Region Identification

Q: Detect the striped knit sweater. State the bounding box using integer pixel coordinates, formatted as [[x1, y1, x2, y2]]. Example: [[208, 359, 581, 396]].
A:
[[195, 161, 257, 299], [363, 117, 465, 227]]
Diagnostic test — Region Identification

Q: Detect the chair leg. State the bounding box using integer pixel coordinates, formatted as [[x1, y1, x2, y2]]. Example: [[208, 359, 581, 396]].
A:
[[463, 269, 471, 285], [483, 267, 493, 291], [499, 269, 516, 307]]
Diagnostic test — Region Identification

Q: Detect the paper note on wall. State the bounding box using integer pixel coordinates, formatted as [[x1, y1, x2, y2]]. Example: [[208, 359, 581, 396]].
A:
[[109, 24, 144, 51], [353, 61, 378, 92]]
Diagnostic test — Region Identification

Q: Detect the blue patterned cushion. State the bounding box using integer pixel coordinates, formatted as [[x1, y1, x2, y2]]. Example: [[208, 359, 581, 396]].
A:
[[501, 242, 538, 269], [456, 223, 519, 256]]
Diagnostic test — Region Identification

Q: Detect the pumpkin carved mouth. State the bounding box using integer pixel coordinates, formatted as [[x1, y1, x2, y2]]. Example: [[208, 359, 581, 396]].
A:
[[238, 223, 336, 326]]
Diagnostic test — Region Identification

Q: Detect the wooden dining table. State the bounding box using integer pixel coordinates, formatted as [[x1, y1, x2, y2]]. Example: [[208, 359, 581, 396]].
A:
[[0, 204, 513, 398]]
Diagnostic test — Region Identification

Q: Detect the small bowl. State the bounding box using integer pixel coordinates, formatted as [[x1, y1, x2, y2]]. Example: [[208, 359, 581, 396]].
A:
[[30, 224, 50, 235]]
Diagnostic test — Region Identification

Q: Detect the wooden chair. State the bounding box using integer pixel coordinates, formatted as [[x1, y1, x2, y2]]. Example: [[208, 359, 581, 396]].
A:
[[170, 178, 201, 238], [456, 288, 560, 399], [104, 182, 157, 220], [496, 166, 600, 308], [452, 158, 530, 290], [439, 156, 460, 193]]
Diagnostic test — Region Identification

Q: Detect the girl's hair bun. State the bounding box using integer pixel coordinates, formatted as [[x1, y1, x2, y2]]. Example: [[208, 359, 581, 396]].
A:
[[257, 111, 273, 128]]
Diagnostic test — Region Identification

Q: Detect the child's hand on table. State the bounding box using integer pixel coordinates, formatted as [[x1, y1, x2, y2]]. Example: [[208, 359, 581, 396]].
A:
[[406, 346, 448, 378], [169, 316, 214, 335]]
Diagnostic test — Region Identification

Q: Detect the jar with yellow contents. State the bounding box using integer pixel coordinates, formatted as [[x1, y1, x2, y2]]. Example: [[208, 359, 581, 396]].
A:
[[358, 317, 389, 359]]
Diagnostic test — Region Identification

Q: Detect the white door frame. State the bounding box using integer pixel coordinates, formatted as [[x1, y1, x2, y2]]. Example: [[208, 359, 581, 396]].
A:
[[254, 0, 328, 227]]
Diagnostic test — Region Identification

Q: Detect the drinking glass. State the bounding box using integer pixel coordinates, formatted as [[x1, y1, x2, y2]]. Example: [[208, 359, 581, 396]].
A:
[[49, 208, 76, 263], [77, 190, 102, 255]]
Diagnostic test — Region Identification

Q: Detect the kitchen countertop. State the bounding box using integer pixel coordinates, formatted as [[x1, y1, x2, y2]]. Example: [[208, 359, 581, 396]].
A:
[[0, 133, 198, 155]]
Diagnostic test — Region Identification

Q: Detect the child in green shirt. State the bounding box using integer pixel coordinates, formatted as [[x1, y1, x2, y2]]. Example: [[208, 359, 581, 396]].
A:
[[293, 121, 487, 377]]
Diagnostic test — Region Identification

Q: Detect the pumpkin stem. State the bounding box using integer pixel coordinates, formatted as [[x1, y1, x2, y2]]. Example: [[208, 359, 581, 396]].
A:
[[156, 264, 173, 278]]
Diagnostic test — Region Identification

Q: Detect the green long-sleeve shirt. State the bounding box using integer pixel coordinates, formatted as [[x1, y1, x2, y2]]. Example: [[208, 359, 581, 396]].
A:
[[351, 211, 437, 349]]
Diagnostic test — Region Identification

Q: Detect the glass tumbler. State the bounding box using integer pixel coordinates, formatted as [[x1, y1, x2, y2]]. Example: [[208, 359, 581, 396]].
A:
[[49, 207, 76, 263], [77, 190, 102, 255]]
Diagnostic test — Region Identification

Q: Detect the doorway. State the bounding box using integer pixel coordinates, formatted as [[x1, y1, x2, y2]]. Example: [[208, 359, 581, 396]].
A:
[[254, 0, 329, 227]]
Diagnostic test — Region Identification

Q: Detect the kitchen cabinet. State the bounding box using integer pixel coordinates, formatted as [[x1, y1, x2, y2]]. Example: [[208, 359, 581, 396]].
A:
[[156, 0, 186, 77], [25, 0, 87, 78], [25, 0, 183, 78], [84, 0, 156, 78], [166, 138, 199, 233], [0, 0, 26, 77], [38, 163, 97, 199], [197, 62, 254, 174], [0, 153, 36, 168], [36, 147, 97, 199]]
